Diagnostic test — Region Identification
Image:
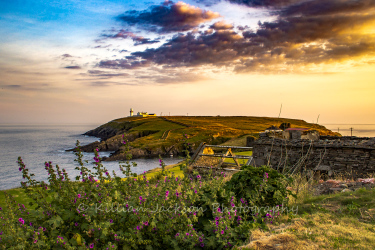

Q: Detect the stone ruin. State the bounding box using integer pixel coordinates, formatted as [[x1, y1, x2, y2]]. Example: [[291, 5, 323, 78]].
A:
[[247, 132, 375, 178]]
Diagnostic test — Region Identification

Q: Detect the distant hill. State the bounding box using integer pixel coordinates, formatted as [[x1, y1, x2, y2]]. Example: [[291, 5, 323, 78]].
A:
[[81, 116, 339, 161]]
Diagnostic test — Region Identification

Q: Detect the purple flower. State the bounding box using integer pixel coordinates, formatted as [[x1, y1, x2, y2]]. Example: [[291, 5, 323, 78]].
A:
[[137, 226, 140, 230], [221, 230, 224, 235], [197, 175, 201, 179], [105, 171, 109, 176], [186, 233, 189, 236], [18, 218, 24, 224], [109, 219, 113, 223], [215, 217, 219, 221], [165, 191, 169, 197], [0, 207, 2, 211], [139, 196, 143, 201], [144, 221, 148, 226], [77, 194, 81, 198], [175, 233, 180, 237], [33, 239, 37, 243], [89, 243, 94, 248], [200, 243, 204, 247], [19, 167, 22, 171], [29, 222, 32, 226], [93, 157, 99, 163], [75, 222, 79, 226]]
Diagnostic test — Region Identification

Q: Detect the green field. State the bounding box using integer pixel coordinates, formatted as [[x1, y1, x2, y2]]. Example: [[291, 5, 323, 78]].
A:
[[91, 116, 338, 160]]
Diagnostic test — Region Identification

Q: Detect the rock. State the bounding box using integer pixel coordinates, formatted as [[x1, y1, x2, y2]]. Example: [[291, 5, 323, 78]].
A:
[[329, 187, 343, 193], [339, 184, 348, 188], [341, 188, 352, 193]]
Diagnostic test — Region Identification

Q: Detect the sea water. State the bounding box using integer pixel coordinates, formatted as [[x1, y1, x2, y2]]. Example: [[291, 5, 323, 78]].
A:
[[0, 124, 182, 190], [322, 124, 375, 137]]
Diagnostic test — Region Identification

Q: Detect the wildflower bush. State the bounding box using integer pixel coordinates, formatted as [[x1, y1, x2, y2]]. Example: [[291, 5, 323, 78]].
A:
[[225, 165, 294, 208], [224, 165, 295, 224], [0, 141, 291, 249]]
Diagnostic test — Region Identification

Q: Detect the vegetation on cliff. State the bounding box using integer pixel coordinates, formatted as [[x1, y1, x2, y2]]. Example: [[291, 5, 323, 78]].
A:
[[81, 116, 338, 161]]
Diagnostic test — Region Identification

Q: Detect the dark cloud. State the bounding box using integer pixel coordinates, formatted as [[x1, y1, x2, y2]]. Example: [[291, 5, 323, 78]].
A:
[[87, 70, 129, 77], [3, 84, 22, 89], [117, 1, 220, 33], [281, 0, 375, 17], [94, 45, 112, 49], [96, 0, 375, 74], [64, 66, 82, 69], [198, 0, 303, 8], [101, 30, 160, 45], [61, 54, 73, 58], [227, 0, 302, 8], [97, 59, 150, 69]]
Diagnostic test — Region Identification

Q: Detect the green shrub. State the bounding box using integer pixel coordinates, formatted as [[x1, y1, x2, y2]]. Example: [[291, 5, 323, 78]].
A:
[[0, 141, 260, 249], [224, 165, 295, 222]]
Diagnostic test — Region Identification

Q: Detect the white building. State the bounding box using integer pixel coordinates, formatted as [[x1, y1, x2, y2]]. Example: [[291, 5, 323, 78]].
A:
[[129, 108, 156, 117]]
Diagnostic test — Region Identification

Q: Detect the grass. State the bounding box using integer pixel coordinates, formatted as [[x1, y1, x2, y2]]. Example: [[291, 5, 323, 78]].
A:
[[223, 150, 253, 165], [239, 185, 375, 249], [91, 116, 339, 159]]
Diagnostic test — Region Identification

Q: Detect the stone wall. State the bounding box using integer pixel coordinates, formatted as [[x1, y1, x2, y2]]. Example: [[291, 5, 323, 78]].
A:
[[248, 136, 375, 178]]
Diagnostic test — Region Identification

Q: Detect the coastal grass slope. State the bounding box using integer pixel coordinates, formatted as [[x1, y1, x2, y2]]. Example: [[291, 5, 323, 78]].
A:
[[83, 116, 339, 160]]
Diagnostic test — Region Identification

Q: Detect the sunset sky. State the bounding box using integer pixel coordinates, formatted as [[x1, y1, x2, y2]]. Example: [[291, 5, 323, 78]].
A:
[[0, 0, 374, 125]]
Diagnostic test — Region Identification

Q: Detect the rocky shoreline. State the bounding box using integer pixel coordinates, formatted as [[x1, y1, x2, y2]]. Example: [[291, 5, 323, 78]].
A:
[[69, 124, 190, 161]]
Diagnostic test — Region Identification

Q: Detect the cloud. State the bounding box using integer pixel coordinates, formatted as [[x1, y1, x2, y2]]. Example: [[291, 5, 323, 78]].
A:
[[64, 66, 82, 69], [95, 0, 375, 75], [100, 29, 160, 45], [210, 21, 233, 30], [87, 70, 129, 77], [136, 69, 212, 83], [117, 1, 220, 33], [61, 54, 73, 58], [199, 0, 303, 8], [97, 59, 150, 69], [280, 0, 375, 17]]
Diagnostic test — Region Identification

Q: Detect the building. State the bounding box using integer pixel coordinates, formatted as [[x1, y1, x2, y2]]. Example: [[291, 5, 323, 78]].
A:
[[129, 108, 156, 117], [283, 128, 319, 140]]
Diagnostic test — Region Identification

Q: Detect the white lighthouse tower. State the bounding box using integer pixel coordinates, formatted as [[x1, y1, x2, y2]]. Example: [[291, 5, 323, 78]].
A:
[[130, 108, 134, 117]]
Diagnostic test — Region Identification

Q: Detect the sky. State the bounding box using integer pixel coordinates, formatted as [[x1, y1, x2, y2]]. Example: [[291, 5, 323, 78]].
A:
[[0, 0, 374, 125]]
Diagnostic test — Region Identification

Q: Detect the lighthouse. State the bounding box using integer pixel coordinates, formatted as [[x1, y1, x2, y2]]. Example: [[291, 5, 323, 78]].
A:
[[130, 108, 134, 117]]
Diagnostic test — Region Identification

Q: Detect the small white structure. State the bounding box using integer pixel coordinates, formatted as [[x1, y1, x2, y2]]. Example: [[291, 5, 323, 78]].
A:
[[129, 108, 156, 117]]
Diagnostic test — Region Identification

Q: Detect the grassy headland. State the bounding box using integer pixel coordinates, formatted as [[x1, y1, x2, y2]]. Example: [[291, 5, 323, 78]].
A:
[[81, 116, 339, 161]]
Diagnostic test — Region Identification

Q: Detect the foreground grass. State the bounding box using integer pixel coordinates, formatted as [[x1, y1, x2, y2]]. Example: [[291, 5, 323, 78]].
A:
[[240, 188, 375, 249]]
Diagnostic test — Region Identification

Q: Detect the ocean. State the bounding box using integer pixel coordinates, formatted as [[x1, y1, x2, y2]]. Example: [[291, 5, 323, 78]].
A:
[[322, 124, 375, 137], [0, 124, 182, 190]]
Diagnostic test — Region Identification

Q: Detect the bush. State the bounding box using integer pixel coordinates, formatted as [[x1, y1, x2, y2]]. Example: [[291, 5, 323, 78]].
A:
[[224, 165, 295, 223], [0, 141, 260, 249]]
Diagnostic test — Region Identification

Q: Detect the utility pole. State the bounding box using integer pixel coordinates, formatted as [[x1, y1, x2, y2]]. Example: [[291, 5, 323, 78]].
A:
[[350, 127, 353, 136], [338, 127, 340, 133]]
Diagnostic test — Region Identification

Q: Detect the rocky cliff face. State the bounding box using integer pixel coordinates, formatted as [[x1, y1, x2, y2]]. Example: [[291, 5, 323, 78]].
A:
[[77, 125, 190, 160], [84, 125, 120, 140]]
